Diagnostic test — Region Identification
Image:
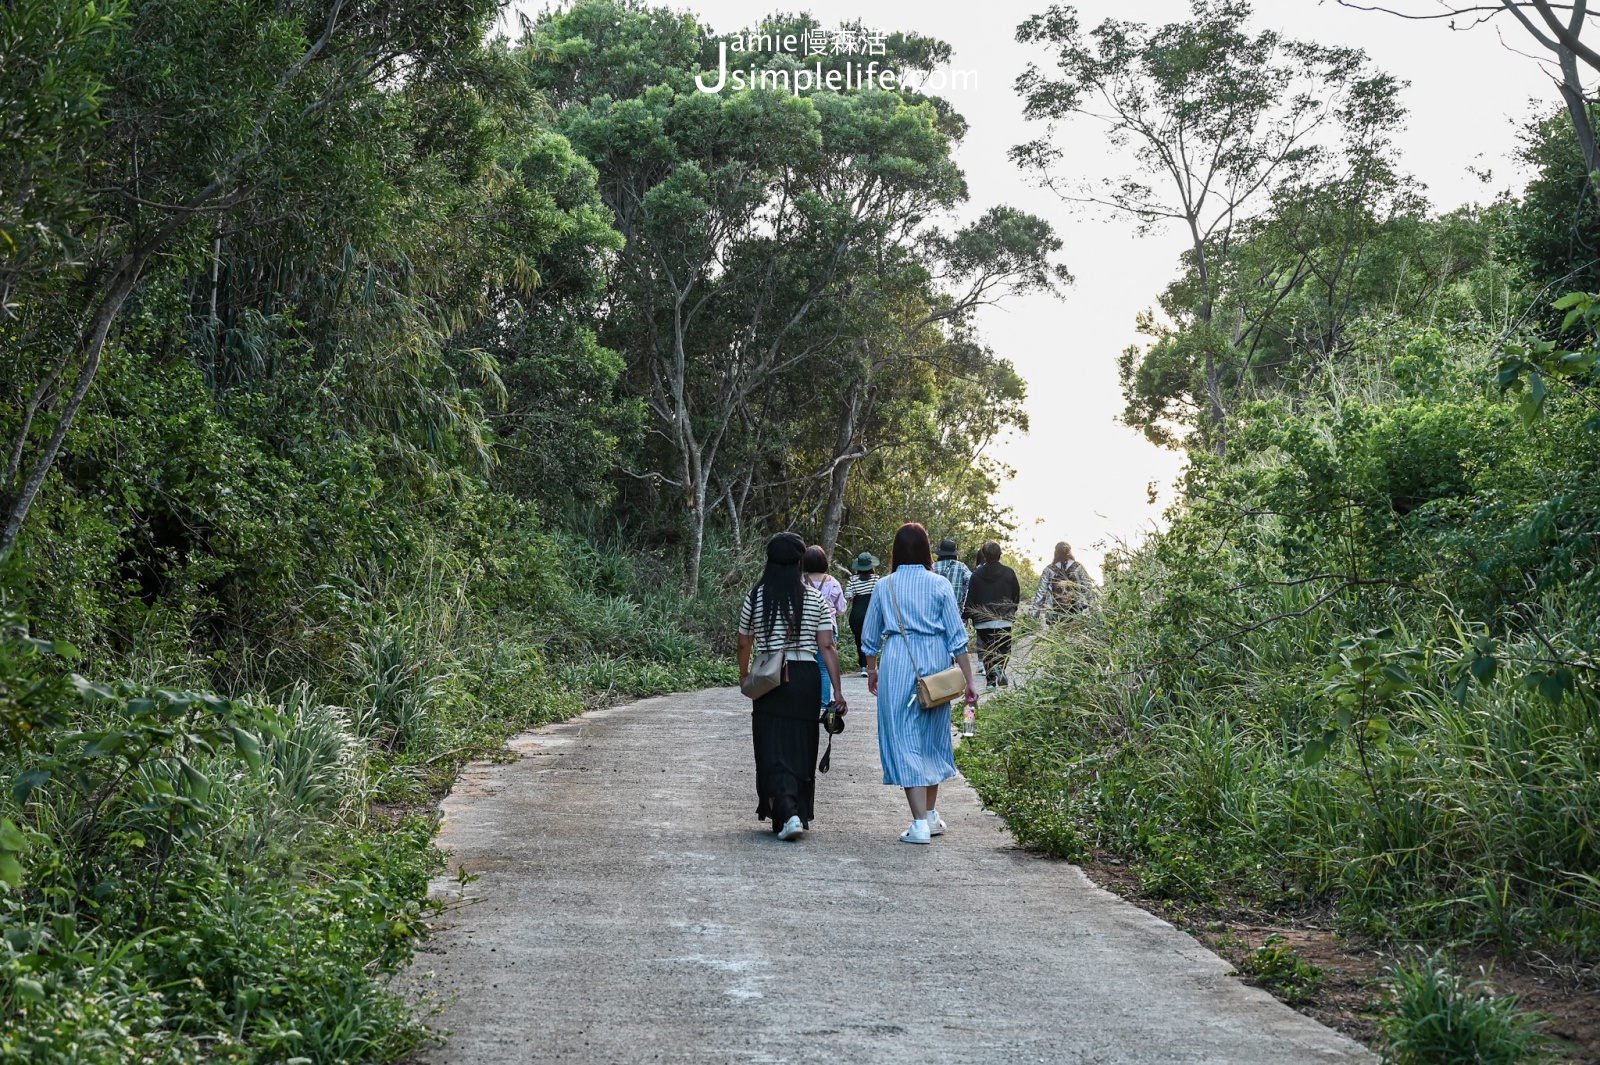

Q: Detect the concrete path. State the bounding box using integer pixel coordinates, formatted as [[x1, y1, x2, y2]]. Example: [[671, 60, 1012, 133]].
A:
[[407, 675, 1371, 1064]]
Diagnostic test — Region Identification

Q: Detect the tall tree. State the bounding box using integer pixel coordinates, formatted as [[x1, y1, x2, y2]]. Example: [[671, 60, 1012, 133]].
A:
[[531, 2, 1067, 587], [1338, 0, 1600, 203], [0, 0, 502, 551], [1013, 0, 1392, 455]]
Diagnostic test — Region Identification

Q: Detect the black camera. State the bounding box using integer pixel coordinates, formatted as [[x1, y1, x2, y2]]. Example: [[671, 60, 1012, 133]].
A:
[[819, 701, 846, 735]]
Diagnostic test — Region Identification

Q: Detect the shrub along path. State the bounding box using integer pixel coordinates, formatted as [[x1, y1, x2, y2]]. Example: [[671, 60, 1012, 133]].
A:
[[406, 676, 1372, 1063]]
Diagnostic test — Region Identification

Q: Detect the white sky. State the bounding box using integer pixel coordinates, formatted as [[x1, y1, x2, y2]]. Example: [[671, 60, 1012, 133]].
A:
[[518, 0, 1564, 574]]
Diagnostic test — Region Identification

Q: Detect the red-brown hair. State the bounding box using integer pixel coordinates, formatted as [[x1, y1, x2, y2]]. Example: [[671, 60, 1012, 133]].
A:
[[890, 523, 933, 572]]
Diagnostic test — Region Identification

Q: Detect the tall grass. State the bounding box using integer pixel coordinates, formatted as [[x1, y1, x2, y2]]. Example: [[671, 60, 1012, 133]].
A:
[[0, 528, 746, 1063]]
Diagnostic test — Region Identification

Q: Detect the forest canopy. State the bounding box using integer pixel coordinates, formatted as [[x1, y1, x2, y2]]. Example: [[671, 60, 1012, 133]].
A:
[[0, 1, 1061, 1059], [7, 0, 1600, 1059]]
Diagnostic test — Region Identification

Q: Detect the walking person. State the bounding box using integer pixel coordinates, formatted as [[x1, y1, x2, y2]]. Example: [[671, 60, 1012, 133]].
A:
[[860, 523, 980, 845], [932, 538, 972, 611], [1034, 541, 1094, 623], [964, 541, 1021, 715], [803, 544, 848, 709], [845, 552, 879, 677], [736, 532, 848, 841]]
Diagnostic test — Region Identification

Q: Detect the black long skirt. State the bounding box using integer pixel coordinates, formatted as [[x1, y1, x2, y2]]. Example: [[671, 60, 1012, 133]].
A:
[[848, 595, 871, 659], [751, 660, 822, 830]]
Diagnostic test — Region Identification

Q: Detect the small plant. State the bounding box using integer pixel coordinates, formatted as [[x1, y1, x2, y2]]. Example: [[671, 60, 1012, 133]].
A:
[[1235, 933, 1325, 1005], [1378, 952, 1555, 1065]]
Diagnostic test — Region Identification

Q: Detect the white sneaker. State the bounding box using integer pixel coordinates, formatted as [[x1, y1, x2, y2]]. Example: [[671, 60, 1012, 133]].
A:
[[899, 820, 931, 844], [777, 816, 804, 841], [927, 812, 946, 836]]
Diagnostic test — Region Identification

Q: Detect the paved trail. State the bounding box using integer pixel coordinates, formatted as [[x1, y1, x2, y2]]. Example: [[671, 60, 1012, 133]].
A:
[[408, 676, 1370, 1064]]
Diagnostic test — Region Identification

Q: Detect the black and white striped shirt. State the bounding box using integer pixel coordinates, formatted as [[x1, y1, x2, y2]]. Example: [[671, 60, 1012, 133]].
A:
[[845, 574, 878, 600], [738, 585, 835, 659]]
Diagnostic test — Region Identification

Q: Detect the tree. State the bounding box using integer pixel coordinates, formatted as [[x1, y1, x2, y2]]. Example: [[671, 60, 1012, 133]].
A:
[[0, 0, 500, 552], [532, 2, 1067, 588], [1337, 0, 1600, 203], [1013, 0, 1393, 455], [811, 207, 1066, 556]]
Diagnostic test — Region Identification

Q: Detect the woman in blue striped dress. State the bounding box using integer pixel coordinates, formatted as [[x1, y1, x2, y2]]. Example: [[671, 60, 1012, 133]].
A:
[[859, 523, 980, 844]]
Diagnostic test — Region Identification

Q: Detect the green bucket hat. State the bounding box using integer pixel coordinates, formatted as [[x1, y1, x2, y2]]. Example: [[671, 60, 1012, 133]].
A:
[[852, 552, 879, 572]]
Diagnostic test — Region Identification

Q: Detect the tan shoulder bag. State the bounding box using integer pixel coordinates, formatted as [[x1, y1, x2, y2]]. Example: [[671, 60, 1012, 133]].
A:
[[739, 589, 788, 699], [884, 573, 968, 709]]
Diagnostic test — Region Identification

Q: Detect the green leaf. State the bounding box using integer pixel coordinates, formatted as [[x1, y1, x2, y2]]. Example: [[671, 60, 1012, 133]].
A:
[[13, 978, 43, 1002], [1469, 655, 1498, 683], [11, 769, 50, 804], [0, 853, 22, 890], [0, 819, 26, 852], [177, 758, 211, 800], [1551, 291, 1589, 310], [81, 733, 126, 757], [71, 676, 115, 701], [1302, 738, 1328, 765], [229, 726, 262, 772]]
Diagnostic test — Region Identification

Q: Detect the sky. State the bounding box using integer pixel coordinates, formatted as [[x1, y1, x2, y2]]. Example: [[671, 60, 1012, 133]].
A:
[[513, 0, 1565, 574]]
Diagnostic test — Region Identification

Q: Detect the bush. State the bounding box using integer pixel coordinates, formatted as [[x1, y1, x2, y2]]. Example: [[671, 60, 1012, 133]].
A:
[[958, 320, 1600, 964], [1378, 953, 1554, 1065]]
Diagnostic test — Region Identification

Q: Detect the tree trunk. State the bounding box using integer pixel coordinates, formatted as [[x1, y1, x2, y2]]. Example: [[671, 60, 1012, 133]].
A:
[[820, 381, 865, 557], [1204, 348, 1227, 460], [687, 479, 707, 596], [1, 268, 142, 552], [1556, 48, 1600, 210]]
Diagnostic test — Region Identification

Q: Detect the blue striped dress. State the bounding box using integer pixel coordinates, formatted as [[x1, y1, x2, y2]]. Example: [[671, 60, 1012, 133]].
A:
[[859, 565, 970, 787]]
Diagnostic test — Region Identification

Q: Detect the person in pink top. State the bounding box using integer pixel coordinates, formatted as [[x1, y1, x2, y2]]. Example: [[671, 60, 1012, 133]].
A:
[[803, 545, 848, 708]]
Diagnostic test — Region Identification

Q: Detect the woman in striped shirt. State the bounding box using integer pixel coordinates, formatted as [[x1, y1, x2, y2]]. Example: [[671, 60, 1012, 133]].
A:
[[736, 532, 848, 841], [859, 523, 979, 844]]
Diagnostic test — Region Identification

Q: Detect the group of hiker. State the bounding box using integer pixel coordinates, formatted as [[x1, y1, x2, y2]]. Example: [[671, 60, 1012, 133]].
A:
[[734, 524, 1095, 847]]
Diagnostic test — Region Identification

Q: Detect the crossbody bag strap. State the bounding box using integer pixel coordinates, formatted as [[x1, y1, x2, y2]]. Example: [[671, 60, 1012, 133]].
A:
[[883, 573, 924, 681]]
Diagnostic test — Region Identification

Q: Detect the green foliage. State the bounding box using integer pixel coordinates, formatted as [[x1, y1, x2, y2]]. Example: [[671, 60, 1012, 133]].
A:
[[968, 44, 1600, 1007], [1227, 933, 1325, 1005], [528, 0, 1065, 579], [1378, 954, 1555, 1065]]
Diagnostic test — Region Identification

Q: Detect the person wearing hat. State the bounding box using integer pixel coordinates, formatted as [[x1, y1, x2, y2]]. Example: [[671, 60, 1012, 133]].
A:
[[737, 532, 848, 841], [845, 551, 879, 677], [932, 538, 972, 612]]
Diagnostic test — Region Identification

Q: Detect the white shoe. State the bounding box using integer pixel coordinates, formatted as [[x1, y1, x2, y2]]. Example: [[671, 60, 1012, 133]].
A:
[[860, 669, 869, 677], [927, 812, 946, 836], [777, 816, 804, 841], [899, 820, 931, 844]]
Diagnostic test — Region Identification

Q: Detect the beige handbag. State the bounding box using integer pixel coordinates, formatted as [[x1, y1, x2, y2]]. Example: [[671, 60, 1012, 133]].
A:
[[740, 648, 786, 699], [884, 573, 968, 709]]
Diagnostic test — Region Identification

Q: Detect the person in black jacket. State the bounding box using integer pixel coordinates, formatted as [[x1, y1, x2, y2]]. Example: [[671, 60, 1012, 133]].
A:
[[963, 541, 1021, 701]]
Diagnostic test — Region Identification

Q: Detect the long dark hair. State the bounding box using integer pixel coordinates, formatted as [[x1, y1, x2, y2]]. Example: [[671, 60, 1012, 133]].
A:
[[753, 532, 806, 638], [890, 523, 933, 572]]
